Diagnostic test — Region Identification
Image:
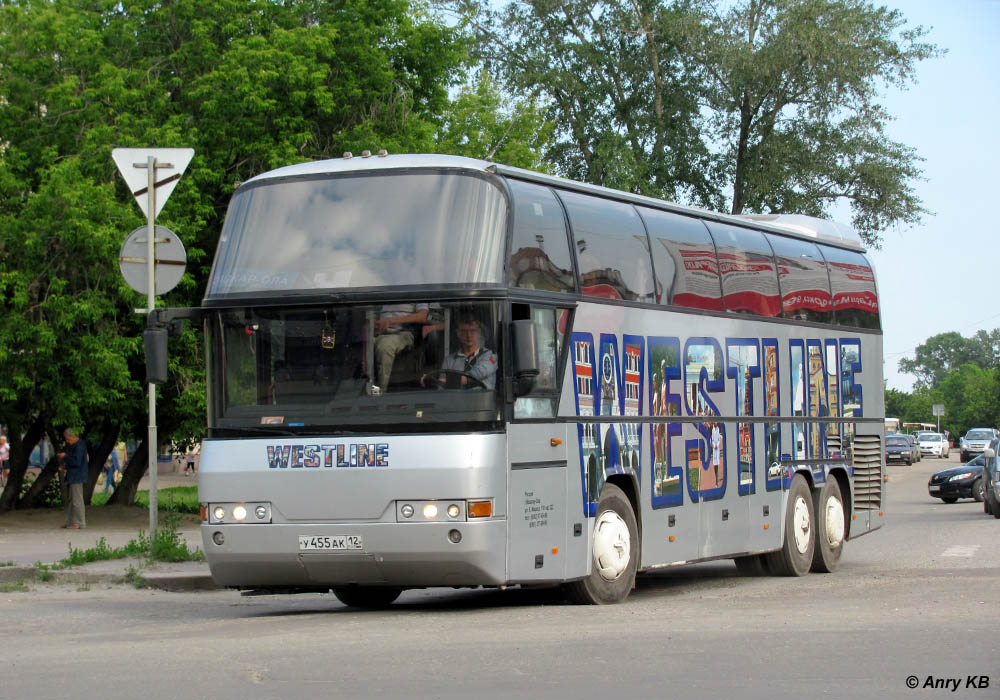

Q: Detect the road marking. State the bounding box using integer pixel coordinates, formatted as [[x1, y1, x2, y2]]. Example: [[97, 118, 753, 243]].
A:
[[942, 544, 980, 558]]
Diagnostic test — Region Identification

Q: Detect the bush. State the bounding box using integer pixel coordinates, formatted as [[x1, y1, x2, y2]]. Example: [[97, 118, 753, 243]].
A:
[[134, 486, 199, 514]]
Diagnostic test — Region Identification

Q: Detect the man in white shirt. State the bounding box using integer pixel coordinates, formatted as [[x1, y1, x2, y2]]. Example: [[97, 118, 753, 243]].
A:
[[373, 303, 429, 391]]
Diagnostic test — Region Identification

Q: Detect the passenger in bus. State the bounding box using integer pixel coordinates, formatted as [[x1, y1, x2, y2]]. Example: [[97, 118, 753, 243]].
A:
[[372, 303, 429, 391], [422, 316, 497, 390]]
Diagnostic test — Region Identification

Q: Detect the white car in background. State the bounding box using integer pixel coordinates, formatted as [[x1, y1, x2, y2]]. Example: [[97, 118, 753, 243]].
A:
[[918, 432, 950, 459]]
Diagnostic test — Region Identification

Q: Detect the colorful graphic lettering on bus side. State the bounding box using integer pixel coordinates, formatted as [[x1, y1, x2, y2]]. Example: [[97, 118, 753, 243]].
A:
[[571, 333, 644, 517], [570, 333, 865, 516]]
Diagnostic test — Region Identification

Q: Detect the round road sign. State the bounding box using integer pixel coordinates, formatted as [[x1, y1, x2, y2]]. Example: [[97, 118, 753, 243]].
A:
[[118, 225, 187, 296]]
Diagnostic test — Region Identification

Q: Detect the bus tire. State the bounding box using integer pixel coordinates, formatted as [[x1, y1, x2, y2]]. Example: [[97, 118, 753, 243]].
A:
[[811, 478, 845, 573], [332, 586, 402, 609], [733, 554, 768, 576], [765, 474, 814, 577], [564, 483, 637, 604]]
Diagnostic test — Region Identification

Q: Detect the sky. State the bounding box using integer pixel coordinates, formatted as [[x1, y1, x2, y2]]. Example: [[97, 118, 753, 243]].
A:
[[864, 0, 1000, 390]]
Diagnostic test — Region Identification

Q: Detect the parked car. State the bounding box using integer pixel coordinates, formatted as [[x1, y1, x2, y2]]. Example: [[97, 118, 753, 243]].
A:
[[885, 434, 919, 465], [960, 428, 999, 462], [918, 432, 950, 459], [927, 456, 986, 503], [982, 444, 1000, 518], [905, 434, 921, 462]]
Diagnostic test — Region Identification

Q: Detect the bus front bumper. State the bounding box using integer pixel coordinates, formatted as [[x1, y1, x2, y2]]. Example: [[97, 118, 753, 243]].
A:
[[202, 519, 509, 589]]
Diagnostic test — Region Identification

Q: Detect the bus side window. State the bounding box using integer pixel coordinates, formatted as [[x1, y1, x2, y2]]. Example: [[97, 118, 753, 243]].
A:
[[818, 245, 880, 329], [766, 233, 833, 324], [705, 221, 781, 317], [506, 179, 575, 293], [556, 190, 655, 303], [637, 207, 723, 311], [513, 304, 570, 419]]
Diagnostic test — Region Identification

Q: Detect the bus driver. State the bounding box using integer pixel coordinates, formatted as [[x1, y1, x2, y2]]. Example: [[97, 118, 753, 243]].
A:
[[422, 316, 497, 390]]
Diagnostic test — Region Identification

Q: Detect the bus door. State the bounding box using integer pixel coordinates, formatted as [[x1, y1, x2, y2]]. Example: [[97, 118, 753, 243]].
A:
[[507, 422, 569, 583]]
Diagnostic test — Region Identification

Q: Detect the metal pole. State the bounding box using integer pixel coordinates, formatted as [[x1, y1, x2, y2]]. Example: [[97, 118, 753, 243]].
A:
[[146, 156, 158, 537]]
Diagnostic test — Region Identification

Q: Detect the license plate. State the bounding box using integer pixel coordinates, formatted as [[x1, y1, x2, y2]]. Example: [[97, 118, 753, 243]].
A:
[[928, 485, 941, 492], [298, 535, 363, 551]]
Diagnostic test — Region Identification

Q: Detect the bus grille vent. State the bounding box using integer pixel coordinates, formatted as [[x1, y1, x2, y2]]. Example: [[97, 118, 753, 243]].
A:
[[851, 435, 883, 510]]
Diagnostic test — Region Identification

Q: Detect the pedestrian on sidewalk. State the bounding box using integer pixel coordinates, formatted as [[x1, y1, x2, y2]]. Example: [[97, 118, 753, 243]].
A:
[[103, 448, 119, 493], [0, 435, 9, 487], [57, 428, 88, 529]]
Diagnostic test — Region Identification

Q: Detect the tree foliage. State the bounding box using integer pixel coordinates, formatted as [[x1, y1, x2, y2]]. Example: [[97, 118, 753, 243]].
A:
[[890, 329, 1000, 441], [692, 0, 939, 242], [898, 330, 1000, 390], [0, 0, 468, 509], [448, 0, 940, 245]]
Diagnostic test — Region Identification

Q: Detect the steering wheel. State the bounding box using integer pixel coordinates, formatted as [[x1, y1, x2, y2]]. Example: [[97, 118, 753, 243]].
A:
[[422, 369, 487, 391]]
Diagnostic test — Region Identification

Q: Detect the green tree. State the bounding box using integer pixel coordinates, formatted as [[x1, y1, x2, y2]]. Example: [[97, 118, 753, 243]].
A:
[[436, 71, 555, 170], [935, 364, 997, 439], [450, 0, 939, 245], [691, 0, 939, 244], [0, 0, 465, 510], [898, 330, 1000, 390], [449, 0, 717, 204]]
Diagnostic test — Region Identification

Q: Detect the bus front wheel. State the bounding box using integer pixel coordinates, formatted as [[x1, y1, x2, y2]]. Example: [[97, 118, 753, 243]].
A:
[[332, 586, 402, 609], [766, 474, 814, 577], [564, 483, 638, 604]]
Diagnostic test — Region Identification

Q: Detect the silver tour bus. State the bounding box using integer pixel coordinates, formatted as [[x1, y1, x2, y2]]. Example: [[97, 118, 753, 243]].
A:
[[197, 153, 884, 606]]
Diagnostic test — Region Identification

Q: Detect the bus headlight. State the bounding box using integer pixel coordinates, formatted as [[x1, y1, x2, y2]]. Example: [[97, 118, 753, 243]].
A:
[[396, 501, 468, 522], [208, 502, 272, 524]]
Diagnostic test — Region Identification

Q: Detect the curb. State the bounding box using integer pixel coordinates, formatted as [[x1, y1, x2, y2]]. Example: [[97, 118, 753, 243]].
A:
[[0, 564, 222, 592]]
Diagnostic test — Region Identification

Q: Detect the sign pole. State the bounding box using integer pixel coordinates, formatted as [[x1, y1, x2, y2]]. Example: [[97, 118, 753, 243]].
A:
[[112, 147, 193, 538], [146, 155, 158, 537]]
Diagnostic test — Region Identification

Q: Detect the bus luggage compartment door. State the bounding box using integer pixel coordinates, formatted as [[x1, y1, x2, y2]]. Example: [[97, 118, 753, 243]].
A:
[[509, 465, 568, 582], [508, 425, 568, 583]]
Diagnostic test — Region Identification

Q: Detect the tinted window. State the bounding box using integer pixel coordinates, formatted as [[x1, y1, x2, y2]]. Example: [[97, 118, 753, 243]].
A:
[[705, 222, 781, 317], [820, 245, 880, 329], [558, 191, 655, 302], [638, 207, 723, 311], [506, 179, 575, 293], [766, 234, 833, 323], [208, 173, 507, 297]]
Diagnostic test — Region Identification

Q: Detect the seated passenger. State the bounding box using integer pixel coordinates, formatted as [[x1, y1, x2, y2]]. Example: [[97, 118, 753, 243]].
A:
[[422, 316, 497, 390], [373, 303, 429, 391]]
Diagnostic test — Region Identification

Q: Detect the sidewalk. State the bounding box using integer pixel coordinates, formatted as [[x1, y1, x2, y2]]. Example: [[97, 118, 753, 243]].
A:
[[0, 470, 219, 592]]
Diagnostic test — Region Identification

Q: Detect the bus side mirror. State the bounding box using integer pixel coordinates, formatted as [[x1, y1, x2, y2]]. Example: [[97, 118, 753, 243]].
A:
[[145, 328, 169, 385], [984, 448, 996, 459], [511, 319, 539, 396]]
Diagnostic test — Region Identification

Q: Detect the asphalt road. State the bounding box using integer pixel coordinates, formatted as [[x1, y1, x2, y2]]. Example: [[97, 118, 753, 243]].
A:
[[2, 453, 996, 700]]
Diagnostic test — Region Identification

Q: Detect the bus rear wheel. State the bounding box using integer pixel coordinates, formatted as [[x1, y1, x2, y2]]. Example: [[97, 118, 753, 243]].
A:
[[332, 586, 402, 609], [766, 474, 814, 577], [564, 483, 637, 604], [811, 478, 845, 573]]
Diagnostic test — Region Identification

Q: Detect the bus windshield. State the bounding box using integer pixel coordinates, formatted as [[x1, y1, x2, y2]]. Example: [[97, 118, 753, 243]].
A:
[[206, 172, 508, 298], [208, 301, 503, 434]]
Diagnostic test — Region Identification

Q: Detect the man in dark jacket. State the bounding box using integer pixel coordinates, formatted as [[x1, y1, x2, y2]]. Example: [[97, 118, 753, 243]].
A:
[[57, 428, 88, 529]]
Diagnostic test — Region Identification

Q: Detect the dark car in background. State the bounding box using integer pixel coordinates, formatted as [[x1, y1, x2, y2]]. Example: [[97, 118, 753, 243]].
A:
[[960, 428, 999, 462], [928, 456, 986, 503], [885, 434, 919, 465]]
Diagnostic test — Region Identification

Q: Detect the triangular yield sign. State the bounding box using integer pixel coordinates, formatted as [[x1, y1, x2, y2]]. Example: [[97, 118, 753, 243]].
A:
[[112, 147, 194, 218]]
